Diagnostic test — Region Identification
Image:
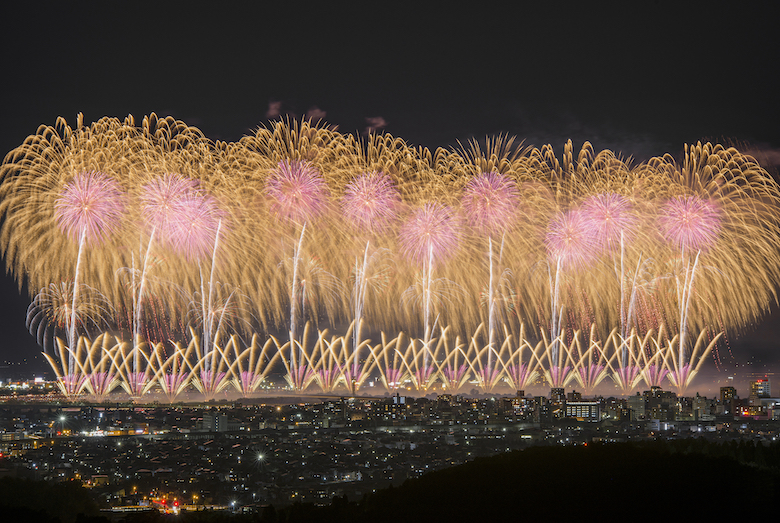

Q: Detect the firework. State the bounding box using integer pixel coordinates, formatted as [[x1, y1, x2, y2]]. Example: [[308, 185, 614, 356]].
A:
[[339, 172, 399, 382], [658, 195, 721, 252], [2, 117, 779, 398], [341, 171, 401, 233], [461, 171, 520, 235], [54, 171, 125, 245], [265, 160, 329, 224], [51, 171, 125, 377], [460, 172, 520, 380], [398, 203, 461, 266]]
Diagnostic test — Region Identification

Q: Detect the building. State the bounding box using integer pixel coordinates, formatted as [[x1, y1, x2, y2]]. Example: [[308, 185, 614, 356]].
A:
[[550, 388, 565, 402], [750, 379, 771, 399], [532, 396, 551, 423], [627, 392, 646, 420], [720, 386, 737, 415], [202, 412, 229, 432], [565, 401, 601, 422], [692, 394, 712, 420], [643, 387, 678, 421]]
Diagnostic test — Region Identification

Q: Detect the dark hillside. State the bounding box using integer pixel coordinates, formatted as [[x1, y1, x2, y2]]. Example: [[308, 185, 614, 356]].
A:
[[277, 441, 779, 522]]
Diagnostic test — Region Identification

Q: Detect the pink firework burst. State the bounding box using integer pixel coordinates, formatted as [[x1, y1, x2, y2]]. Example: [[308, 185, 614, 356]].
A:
[[341, 171, 401, 233], [442, 364, 468, 386], [658, 195, 721, 251], [265, 160, 329, 224], [168, 192, 224, 260], [581, 193, 637, 250], [545, 210, 598, 269], [461, 172, 520, 235], [54, 171, 125, 245], [238, 371, 264, 393], [398, 203, 461, 266], [160, 372, 189, 395], [140, 173, 200, 246]]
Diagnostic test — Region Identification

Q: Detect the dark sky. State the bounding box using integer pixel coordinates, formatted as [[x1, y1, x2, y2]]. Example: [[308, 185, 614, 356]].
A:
[[1, 2, 779, 378]]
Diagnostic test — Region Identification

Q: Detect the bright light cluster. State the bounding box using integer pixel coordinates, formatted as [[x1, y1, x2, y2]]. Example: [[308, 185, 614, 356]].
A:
[[1, 117, 779, 399]]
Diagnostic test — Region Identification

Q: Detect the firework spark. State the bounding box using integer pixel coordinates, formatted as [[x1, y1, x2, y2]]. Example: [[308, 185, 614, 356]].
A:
[[398, 203, 461, 266], [658, 195, 721, 252], [545, 210, 598, 269], [461, 172, 520, 235], [54, 171, 124, 245], [265, 160, 329, 224], [341, 171, 401, 233]]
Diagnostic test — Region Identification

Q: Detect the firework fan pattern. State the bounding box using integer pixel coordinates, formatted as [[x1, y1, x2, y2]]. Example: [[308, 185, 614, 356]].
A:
[[0, 114, 779, 399]]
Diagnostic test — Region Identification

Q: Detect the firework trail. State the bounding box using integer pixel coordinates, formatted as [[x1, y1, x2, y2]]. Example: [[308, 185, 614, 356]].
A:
[[53, 172, 124, 377], [264, 159, 331, 388], [461, 171, 520, 378], [544, 209, 598, 381], [399, 203, 461, 364], [341, 171, 400, 389], [580, 192, 642, 385], [658, 195, 721, 382]]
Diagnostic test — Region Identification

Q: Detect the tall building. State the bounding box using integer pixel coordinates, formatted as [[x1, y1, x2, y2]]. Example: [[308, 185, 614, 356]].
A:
[[550, 388, 565, 402], [628, 392, 645, 420], [750, 379, 771, 398], [720, 386, 737, 415]]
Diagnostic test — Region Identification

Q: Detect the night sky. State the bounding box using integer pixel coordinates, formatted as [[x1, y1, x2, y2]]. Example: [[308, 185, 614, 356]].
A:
[[1, 3, 779, 383]]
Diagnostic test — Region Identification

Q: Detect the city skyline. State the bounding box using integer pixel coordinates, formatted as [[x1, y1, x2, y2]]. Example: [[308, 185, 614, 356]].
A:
[[1, 377, 779, 516]]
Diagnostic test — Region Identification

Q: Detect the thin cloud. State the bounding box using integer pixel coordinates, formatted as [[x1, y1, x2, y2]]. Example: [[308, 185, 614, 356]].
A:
[[266, 101, 283, 119], [306, 106, 327, 121], [365, 116, 387, 134]]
